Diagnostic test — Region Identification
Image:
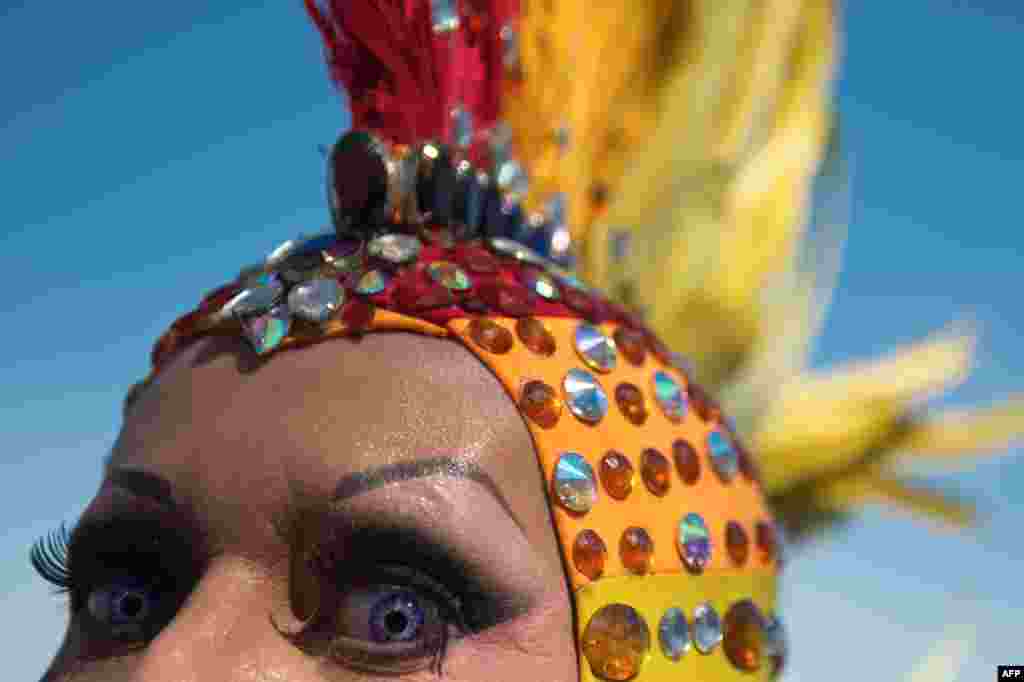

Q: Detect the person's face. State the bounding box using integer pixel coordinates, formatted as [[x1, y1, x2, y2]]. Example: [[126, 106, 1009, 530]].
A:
[[41, 332, 577, 681]]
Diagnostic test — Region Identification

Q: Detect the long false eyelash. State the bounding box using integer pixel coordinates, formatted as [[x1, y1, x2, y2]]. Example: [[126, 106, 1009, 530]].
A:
[[30, 523, 73, 593]]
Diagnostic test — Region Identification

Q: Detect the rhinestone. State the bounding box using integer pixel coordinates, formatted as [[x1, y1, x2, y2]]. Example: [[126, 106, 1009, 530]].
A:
[[367, 233, 422, 265], [620, 527, 654, 575], [328, 131, 390, 236], [658, 608, 691, 661], [563, 368, 609, 424], [677, 512, 712, 573], [707, 428, 739, 483], [355, 269, 391, 296], [613, 327, 646, 366], [725, 521, 749, 566], [652, 371, 687, 422], [599, 451, 635, 500], [287, 278, 344, 323], [515, 318, 556, 356], [486, 236, 548, 268], [723, 600, 765, 672], [240, 305, 292, 355], [496, 159, 529, 202], [519, 267, 561, 301], [641, 449, 671, 496], [431, 0, 460, 33], [755, 521, 777, 564], [582, 604, 651, 682], [519, 380, 562, 429], [552, 452, 598, 513], [573, 323, 617, 373], [467, 318, 514, 354], [426, 260, 472, 291], [692, 603, 723, 654], [572, 529, 607, 580], [224, 280, 283, 317], [614, 383, 647, 426], [672, 439, 700, 484], [322, 239, 364, 274], [763, 613, 787, 677]]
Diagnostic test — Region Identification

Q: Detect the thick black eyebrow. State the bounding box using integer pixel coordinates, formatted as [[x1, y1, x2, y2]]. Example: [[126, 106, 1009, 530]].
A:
[[332, 456, 528, 533], [107, 467, 176, 509]]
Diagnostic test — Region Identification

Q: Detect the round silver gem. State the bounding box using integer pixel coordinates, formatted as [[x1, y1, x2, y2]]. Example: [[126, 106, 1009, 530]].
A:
[[677, 512, 712, 572], [486, 236, 549, 268], [658, 607, 691, 661], [287, 277, 344, 323], [653, 370, 688, 422], [574, 323, 617, 373], [367, 233, 422, 265], [552, 452, 598, 513], [563, 368, 609, 424], [707, 428, 739, 483], [692, 603, 722, 654]]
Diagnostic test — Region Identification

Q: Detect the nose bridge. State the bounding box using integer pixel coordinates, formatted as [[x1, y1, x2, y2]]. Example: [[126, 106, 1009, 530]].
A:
[[128, 556, 316, 682]]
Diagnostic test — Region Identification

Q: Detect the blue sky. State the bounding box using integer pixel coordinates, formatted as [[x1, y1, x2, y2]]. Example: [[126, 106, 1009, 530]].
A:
[[1, 1, 1022, 679]]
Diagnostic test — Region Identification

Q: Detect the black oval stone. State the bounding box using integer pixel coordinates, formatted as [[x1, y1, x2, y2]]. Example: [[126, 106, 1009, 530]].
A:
[[328, 131, 390, 238]]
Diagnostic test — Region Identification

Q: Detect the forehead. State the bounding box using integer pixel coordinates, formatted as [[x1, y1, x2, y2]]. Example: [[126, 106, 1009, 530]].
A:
[[107, 333, 546, 552]]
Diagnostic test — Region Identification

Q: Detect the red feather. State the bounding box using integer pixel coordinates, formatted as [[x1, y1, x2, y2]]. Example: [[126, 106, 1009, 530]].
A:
[[304, 0, 517, 147]]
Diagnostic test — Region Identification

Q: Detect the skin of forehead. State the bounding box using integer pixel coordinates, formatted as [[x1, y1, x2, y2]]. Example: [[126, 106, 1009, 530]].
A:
[[108, 332, 567, 580]]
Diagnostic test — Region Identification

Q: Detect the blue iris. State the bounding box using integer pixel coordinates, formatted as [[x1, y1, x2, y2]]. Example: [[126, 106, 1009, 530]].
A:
[[368, 590, 426, 642], [87, 579, 153, 628]]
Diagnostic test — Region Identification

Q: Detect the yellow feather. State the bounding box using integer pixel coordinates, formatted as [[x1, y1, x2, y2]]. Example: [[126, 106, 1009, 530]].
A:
[[892, 397, 1024, 463]]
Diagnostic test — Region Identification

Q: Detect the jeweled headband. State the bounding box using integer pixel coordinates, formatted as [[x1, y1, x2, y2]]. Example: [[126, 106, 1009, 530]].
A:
[[135, 1, 792, 679]]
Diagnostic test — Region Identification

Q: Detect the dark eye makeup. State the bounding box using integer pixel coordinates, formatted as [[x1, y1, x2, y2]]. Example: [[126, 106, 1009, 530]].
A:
[[32, 505, 532, 676]]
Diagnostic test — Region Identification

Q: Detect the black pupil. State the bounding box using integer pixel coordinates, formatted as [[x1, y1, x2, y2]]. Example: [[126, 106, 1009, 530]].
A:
[[119, 593, 145, 618], [384, 610, 408, 634]]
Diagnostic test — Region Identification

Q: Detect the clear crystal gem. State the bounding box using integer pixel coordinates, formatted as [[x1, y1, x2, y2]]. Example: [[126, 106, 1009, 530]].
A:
[[355, 269, 391, 296], [224, 277, 283, 317], [659, 607, 691, 661], [520, 268, 561, 300], [677, 512, 712, 573], [574, 323, 617, 373], [240, 305, 291, 355], [287, 277, 344, 323], [553, 452, 598, 513], [652, 370, 687, 422], [486, 236, 549, 268], [707, 429, 738, 483], [430, 0, 460, 32], [367, 233, 422, 265], [563, 368, 609, 424], [692, 603, 723, 654], [426, 260, 472, 291]]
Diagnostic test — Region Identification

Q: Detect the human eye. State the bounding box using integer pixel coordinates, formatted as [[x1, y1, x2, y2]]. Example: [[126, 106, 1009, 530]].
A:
[[278, 524, 513, 676], [30, 513, 205, 659]]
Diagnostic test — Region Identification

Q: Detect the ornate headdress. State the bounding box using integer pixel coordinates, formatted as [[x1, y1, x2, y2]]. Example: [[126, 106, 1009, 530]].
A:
[[132, 0, 1024, 679]]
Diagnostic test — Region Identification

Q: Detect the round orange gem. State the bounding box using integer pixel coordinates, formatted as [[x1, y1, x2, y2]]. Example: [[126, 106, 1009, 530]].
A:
[[756, 521, 777, 564], [614, 383, 648, 425], [620, 527, 654, 574], [599, 451, 636, 500], [723, 600, 765, 672], [573, 529, 608, 580], [467, 318, 514, 354], [515, 317, 556, 356], [672, 439, 700, 484], [640, 448, 671, 496], [519, 380, 562, 429], [725, 521, 749, 566], [613, 326, 647, 366], [582, 603, 651, 681]]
